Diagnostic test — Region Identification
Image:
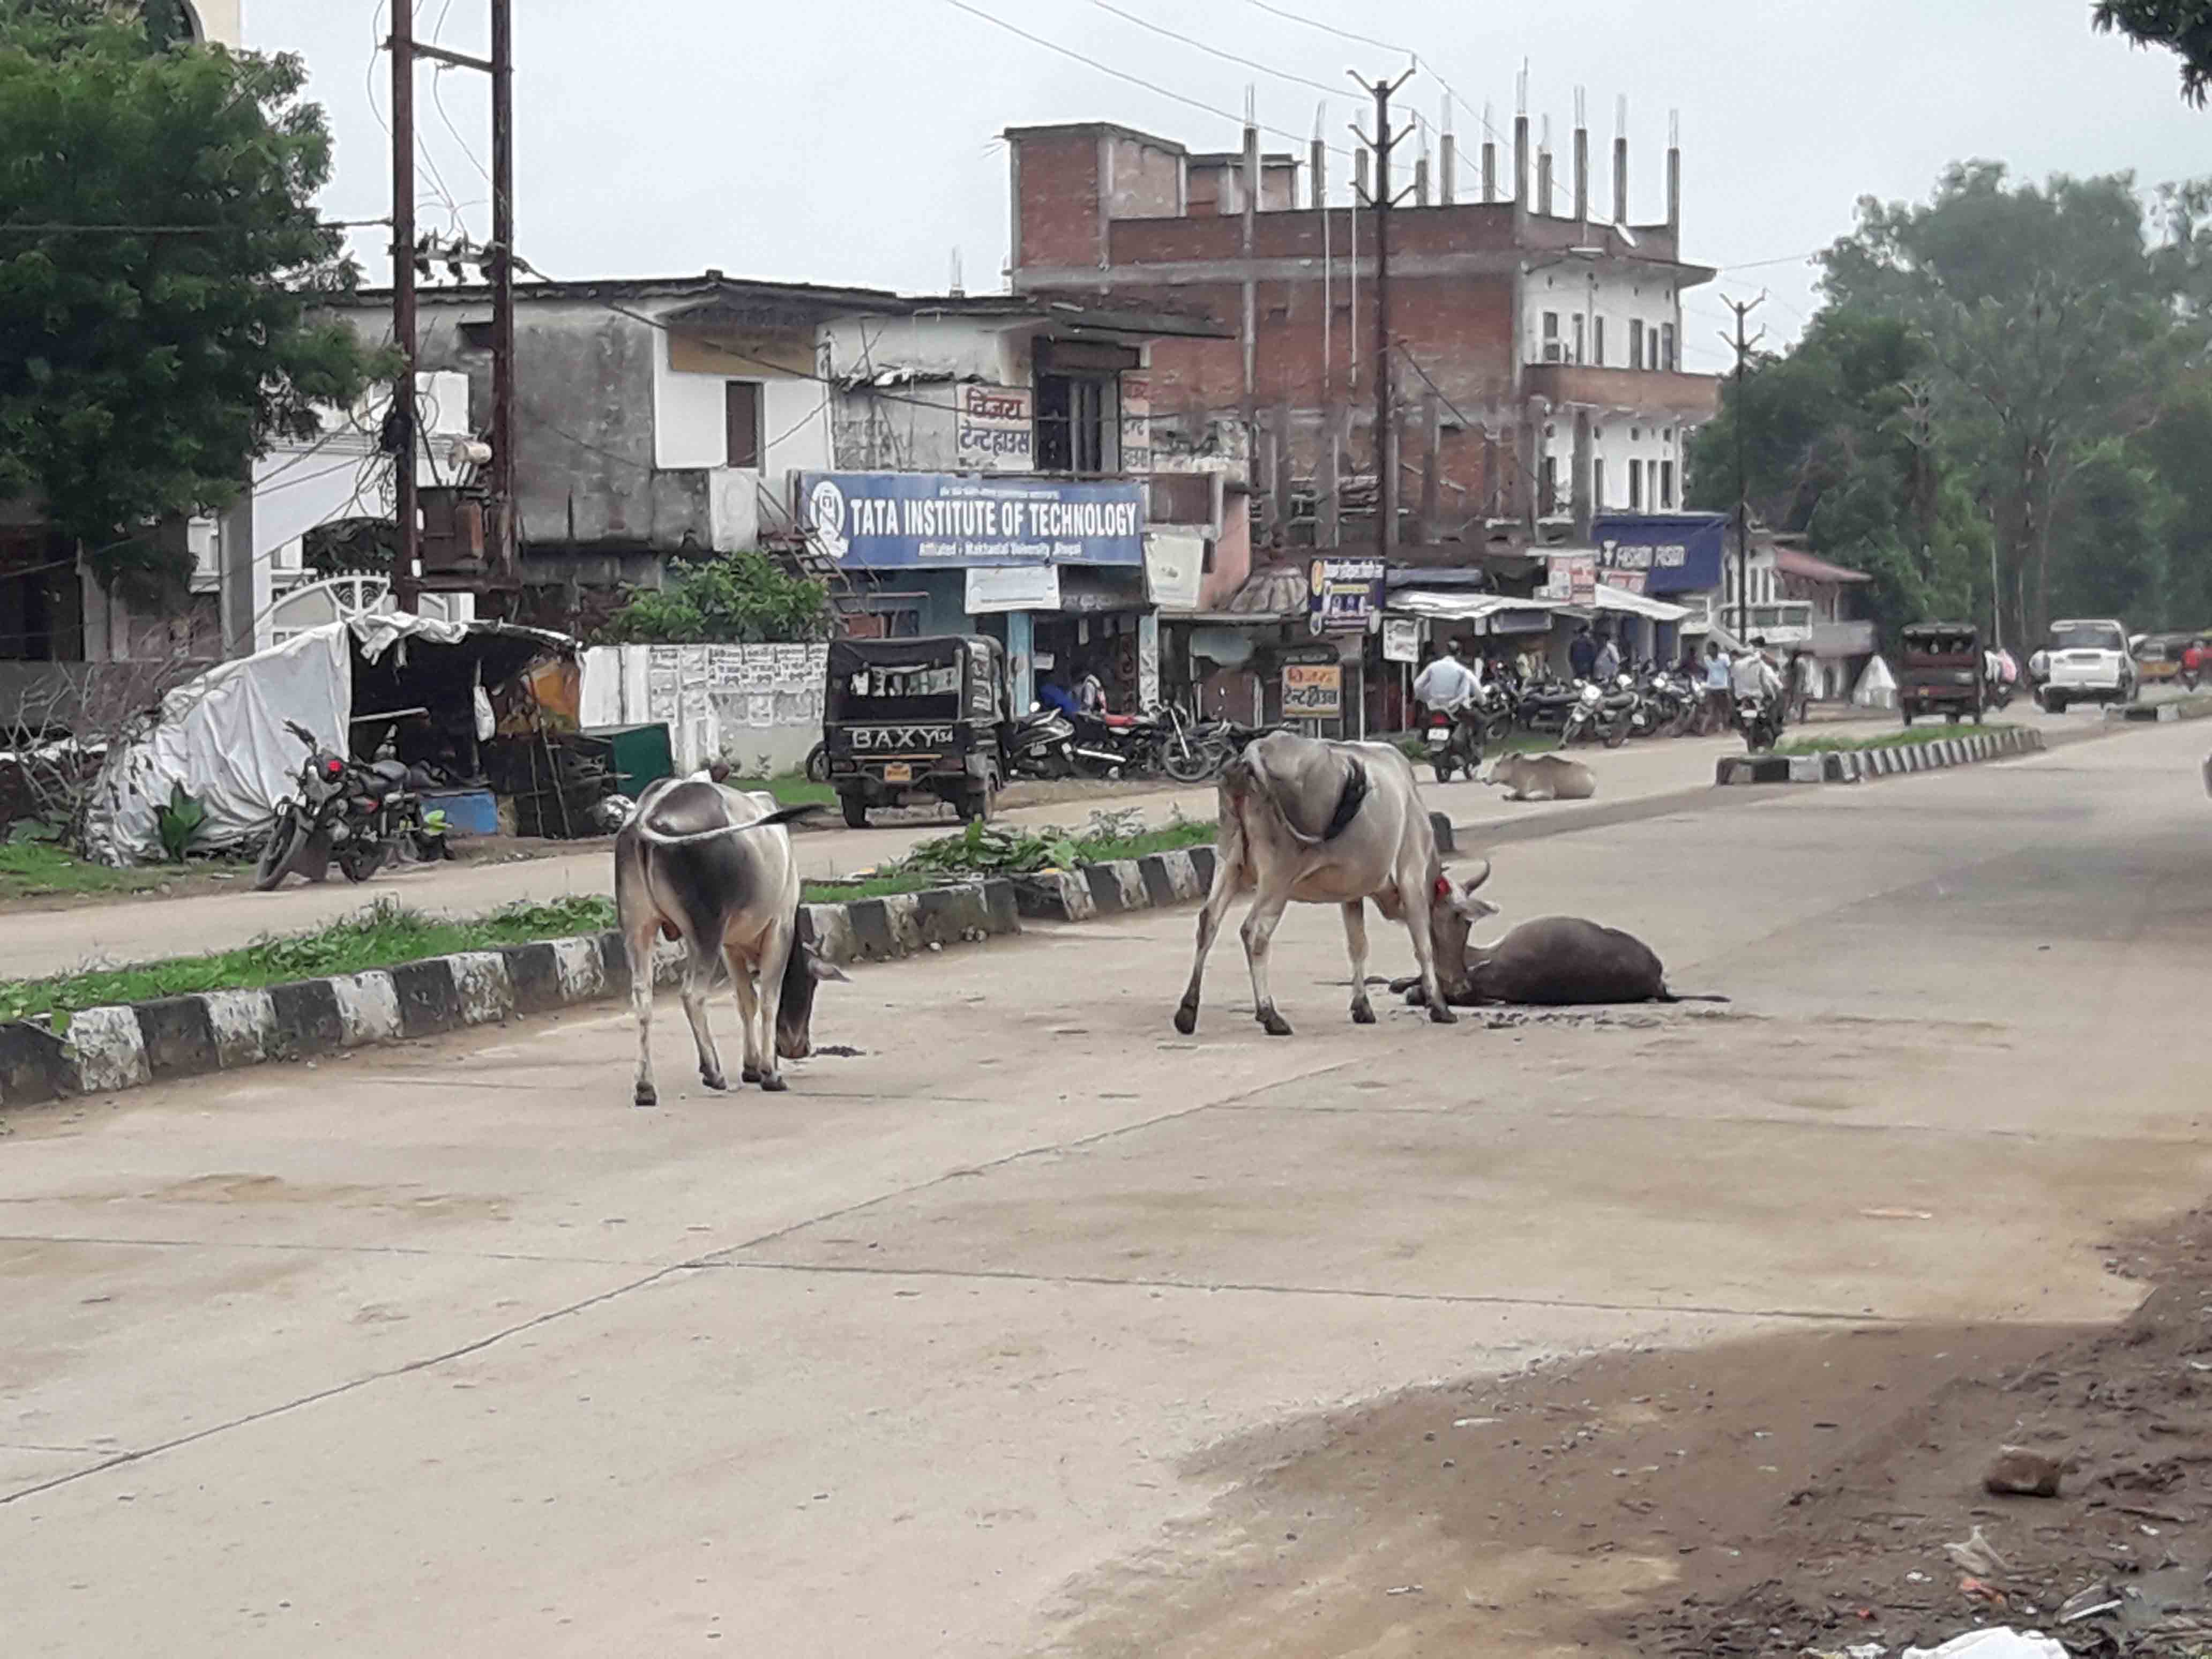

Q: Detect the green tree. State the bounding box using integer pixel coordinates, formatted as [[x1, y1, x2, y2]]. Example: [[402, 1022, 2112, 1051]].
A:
[[599, 551, 831, 644], [0, 4, 379, 595], [2094, 1, 2212, 104], [1820, 163, 2189, 642]]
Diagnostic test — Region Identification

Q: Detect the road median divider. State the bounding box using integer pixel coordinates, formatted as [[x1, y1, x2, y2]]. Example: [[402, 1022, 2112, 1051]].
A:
[[1716, 725, 2046, 786]]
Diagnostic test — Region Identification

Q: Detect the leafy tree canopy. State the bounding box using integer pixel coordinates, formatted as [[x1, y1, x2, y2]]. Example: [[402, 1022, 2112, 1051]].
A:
[[598, 551, 831, 645], [2095, 1, 2212, 105], [0, 2, 381, 594]]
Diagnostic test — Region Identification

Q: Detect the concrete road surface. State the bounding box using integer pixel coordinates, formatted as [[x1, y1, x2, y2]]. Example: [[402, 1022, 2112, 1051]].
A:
[[4, 697, 2084, 982], [4, 709, 2209, 1657]]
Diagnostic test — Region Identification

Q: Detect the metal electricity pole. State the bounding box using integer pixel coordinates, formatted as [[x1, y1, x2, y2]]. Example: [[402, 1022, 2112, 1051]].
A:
[[1351, 66, 1416, 558], [388, 0, 419, 610], [489, 0, 515, 579], [390, 4, 517, 599], [1718, 293, 1764, 639]]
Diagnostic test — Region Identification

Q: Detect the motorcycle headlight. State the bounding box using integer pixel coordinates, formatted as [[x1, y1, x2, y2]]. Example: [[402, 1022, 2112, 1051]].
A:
[[1580, 684, 1602, 705]]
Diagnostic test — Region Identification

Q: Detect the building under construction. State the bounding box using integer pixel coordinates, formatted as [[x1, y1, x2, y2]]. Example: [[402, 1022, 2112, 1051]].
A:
[[1003, 100, 1721, 554]]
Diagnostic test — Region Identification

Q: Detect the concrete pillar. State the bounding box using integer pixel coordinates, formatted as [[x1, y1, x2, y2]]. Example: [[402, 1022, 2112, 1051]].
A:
[[1512, 115, 1528, 208], [1414, 155, 1429, 207], [1613, 134, 1629, 225], [1439, 133, 1455, 205], [1482, 139, 1497, 202], [1005, 609, 1035, 712], [1571, 410, 1593, 541], [219, 491, 257, 655], [1138, 609, 1160, 711], [1573, 124, 1588, 223]]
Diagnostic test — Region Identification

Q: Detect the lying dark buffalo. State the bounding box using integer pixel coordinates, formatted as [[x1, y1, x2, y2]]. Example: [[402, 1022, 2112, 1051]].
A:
[[1400, 909, 1728, 1007]]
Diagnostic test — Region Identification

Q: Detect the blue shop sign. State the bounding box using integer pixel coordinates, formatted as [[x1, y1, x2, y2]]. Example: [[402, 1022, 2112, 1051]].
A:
[[1308, 556, 1386, 632], [799, 472, 1145, 569], [1592, 513, 1727, 595]]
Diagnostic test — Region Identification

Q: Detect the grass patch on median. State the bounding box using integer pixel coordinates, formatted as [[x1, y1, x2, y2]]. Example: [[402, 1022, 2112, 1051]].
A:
[[0, 894, 623, 1029], [1772, 721, 2016, 756], [890, 809, 1215, 881]]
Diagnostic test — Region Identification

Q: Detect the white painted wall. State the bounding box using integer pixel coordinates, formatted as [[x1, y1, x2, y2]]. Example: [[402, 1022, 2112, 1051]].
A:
[[1523, 261, 1681, 370], [1535, 414, 1686, 512], [580, 643, 828, 775], [818, 313, 1030, 387]]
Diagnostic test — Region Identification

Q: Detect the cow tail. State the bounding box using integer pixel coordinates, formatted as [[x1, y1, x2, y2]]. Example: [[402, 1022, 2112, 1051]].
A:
[[633, 802, 819, 847]]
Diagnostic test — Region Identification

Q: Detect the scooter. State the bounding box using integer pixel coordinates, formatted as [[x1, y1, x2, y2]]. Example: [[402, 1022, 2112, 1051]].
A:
[[1737, 690, 1781, 754], [1006, 705, 1077, 780]]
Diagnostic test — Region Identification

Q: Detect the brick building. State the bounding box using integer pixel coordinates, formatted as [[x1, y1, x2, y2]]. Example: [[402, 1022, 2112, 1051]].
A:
[[1004, 114, 1721, 550]]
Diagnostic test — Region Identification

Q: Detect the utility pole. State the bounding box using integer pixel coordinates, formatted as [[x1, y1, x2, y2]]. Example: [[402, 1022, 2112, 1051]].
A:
[[388, 0, 419, 610], [1717, 293, 1765, 640], [1351, 66, 1416, 558], [489, 0, 515, 580], [388, 5, 516, 602]]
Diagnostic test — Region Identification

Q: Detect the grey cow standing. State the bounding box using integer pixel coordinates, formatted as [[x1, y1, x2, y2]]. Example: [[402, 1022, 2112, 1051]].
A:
[[615, 776, 847, 1103], [1175, 730, 1484, 1036]]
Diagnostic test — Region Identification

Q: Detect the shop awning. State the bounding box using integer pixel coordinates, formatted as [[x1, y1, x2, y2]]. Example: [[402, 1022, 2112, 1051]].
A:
[[1387, 592, 1566, 624], [1590, 586, 1692, 623]]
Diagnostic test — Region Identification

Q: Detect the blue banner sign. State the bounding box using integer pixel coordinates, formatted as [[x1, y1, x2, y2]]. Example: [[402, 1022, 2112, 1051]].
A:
[[1308, 556, 1386, 632], [1592, 513, 1727, 595], [799, 472, 1145, 569]]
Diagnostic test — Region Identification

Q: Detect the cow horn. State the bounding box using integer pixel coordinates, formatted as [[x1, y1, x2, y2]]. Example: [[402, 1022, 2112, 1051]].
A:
[[1461, 857, 1493, 893]]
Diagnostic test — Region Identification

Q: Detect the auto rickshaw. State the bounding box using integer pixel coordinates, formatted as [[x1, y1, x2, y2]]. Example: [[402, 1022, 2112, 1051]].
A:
[[1897, 621, 1985, 726], [822, 634, 1010, 827]]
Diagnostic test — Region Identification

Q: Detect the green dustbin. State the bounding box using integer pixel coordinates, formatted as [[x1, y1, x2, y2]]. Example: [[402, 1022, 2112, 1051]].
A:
[[581, 722, 675, 799]]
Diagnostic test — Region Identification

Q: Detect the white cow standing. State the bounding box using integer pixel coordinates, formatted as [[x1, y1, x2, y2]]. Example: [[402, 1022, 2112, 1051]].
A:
[[1174, 730, 1486, 1036], [614, 776, 847, 1103]]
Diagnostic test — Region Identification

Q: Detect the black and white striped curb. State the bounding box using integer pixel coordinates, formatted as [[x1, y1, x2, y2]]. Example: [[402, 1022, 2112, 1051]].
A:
[[1715, 726, 2046, 786], [0, 880, 1018, 1109]]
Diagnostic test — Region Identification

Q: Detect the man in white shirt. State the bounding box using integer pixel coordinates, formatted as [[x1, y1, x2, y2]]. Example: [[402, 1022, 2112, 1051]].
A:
[[1730, 637, 1783, 703], [1412, 642, 1483, 713]]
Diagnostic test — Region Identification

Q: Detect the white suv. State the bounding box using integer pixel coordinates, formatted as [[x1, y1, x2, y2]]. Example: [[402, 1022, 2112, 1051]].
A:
[[2032, 618, 2136, 712]]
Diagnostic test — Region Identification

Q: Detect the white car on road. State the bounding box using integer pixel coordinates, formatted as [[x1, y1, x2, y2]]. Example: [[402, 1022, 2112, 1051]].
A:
[[2031, 618, 2136, 712]]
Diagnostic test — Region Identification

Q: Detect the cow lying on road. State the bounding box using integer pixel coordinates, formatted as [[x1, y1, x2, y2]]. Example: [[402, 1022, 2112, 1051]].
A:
[[1483, 752, 1596, 801], [1175, 730, 1485, 1036], [1407, 886, 1728, 1007], [616, 777, 847, 1103]]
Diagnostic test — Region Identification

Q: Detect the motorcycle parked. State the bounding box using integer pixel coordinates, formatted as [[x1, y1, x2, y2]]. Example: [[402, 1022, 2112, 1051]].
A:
[[254, 722, 448, 891], [1512, 679, 1585, 742], [1006, 705, 1078, 780], [1066, 709, 1161, 779]]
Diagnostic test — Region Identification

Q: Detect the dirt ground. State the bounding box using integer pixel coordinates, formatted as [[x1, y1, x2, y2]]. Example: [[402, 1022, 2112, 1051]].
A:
[[1048, 1209, 2212, 1659]]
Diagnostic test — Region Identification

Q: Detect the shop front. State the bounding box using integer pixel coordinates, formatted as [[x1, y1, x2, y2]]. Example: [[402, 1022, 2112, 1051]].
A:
[[797, 470, 1151, 711]]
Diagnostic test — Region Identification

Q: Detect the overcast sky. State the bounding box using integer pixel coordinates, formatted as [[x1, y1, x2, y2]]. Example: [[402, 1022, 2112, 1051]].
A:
[[252, 1, 2211, 374]]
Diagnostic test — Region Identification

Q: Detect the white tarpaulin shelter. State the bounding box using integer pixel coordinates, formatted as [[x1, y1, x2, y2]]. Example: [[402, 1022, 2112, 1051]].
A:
[[86, 613, 565, 865], [1853, 654, 1899, 710]]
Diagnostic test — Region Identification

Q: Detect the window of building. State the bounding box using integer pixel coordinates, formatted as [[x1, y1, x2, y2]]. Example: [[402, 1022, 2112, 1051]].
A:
[[1036, 373, 1112, 473], [1648, 331, 1660, 371], [1628, 458, 1643, 511], [1629, 319, 1644, 370], [1661, 459, 1675, 509], [1542, 311, 1560, 362], [1541, 454, 1559, 515], [1593, 317, 1606, 366], [1661, 322, 1677, 372], [724, 381, 763, 469], [459, 320, 492, 352], [1592, 458, 1606, 510], [1571, 313, 1585, 365]]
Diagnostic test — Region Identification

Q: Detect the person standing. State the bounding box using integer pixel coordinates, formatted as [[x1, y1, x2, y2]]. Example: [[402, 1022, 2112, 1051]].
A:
[[1593, 631, 1622, 683], [1568, 624, 1598, 682], [1075, 662, 1108, 716], [1700, 639, 1733, 734]]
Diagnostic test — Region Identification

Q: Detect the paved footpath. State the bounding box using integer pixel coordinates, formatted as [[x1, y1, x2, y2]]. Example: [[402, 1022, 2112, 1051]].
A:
[[3, 700, 2090, 981], [2, 708, 2207, 1656]]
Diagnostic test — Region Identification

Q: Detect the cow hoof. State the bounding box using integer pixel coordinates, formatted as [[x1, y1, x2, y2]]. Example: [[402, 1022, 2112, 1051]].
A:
[[1428, 1003, 1459, 1026], [1258, 1009, 1294, 1037], [1350, 999, 1376, 1025], [634, 1082, 658, 1108], [700, 1070, 728, 1092], [1172, 1003, 1198, 1035], [741, 1066, 762, 1085], [759, 1073, 789, 1093]]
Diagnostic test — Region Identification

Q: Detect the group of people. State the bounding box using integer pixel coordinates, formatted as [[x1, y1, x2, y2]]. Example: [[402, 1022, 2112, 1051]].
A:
[[1409, 626, 1804, 742]]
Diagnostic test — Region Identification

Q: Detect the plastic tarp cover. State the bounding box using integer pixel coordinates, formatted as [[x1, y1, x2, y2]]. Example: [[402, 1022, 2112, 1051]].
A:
[[1853, 654, 1899, 709], [85, 624, 353, 865]]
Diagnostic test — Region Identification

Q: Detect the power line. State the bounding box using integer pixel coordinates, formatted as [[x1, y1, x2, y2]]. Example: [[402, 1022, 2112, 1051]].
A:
[[0, 220, 388, 235], [1244, 0, 1404, 56], [938, 0, 1341, 158], [1089, 0, 1342, 102]]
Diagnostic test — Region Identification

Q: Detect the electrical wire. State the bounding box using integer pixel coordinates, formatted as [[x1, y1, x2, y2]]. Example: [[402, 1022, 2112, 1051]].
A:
[[1243, 0, 1404, 56], [1089, 0, 1344, 104], [938, 0, 1343, 158]]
